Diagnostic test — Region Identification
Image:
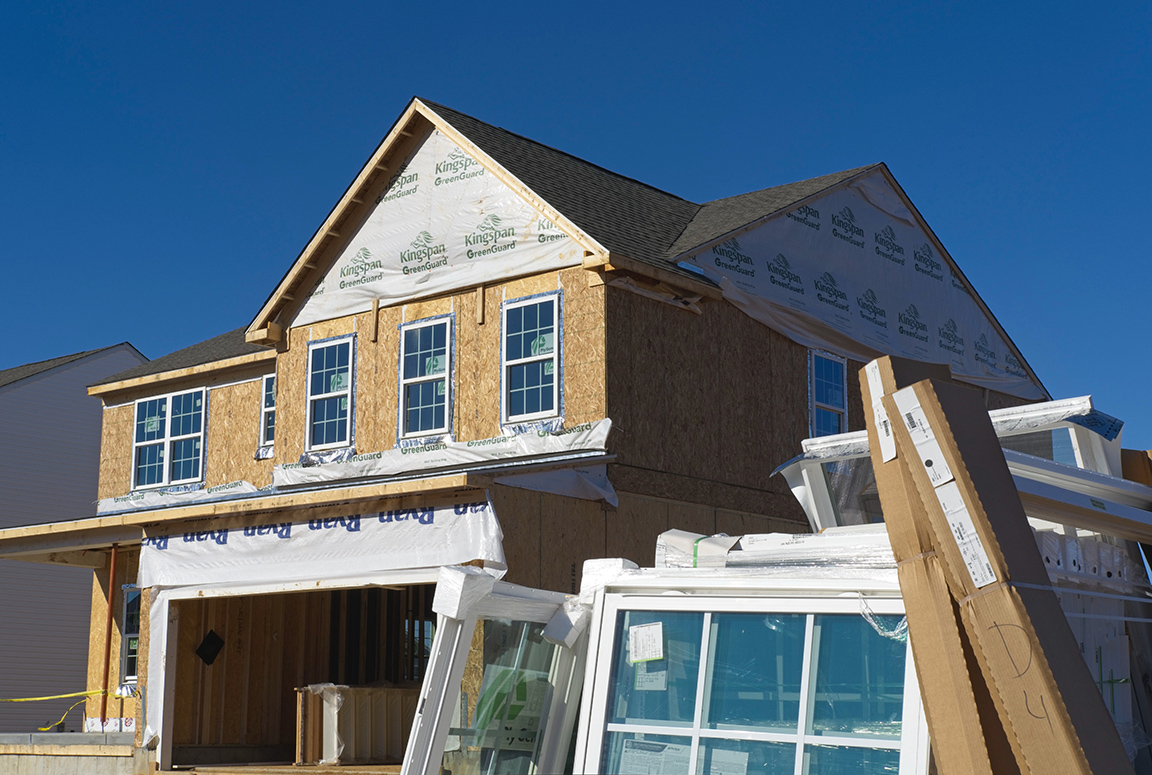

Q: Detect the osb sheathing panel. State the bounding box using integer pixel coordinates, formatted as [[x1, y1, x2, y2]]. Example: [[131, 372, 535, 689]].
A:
[[205, 378, 274, 488], [488, 484, 542, 589], [560, 268, 606, 425], [85, 548, 140, 722], [98, 404, 134, 500], [605, 286, 809, 503]]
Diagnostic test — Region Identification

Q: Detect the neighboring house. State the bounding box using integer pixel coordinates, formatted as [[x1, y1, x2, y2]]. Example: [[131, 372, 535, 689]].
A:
[[0, 344, 147, 733], [0, 98, 1047, 770]]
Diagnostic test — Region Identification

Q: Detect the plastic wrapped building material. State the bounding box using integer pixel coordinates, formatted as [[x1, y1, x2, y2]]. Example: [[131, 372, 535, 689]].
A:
[[295, 683, 420, 765]]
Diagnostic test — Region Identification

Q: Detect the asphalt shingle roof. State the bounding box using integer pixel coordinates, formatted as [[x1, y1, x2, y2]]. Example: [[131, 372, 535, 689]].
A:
[[0, 345, 133, 390], [91, 327, 267, 386]]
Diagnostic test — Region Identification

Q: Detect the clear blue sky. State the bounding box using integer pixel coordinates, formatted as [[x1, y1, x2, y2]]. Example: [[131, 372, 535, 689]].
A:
[[2, 2, 1149, 447]]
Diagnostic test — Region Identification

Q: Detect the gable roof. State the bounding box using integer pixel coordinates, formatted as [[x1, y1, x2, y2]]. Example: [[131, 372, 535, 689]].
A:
[[90, 327, 266, 387], [0, 345, 141, 390]]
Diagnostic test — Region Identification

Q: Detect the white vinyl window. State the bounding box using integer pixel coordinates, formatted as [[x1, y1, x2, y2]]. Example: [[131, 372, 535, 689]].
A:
[[502, 294, 560, 423], [810, 351, 847, 437], [132, 388, 206, 489], [583, 594, 925, 775], [121, 585, 141, 683], [307, 338, 353, 450], [399, 317, 452, 438], [260, 374, 276, 446]]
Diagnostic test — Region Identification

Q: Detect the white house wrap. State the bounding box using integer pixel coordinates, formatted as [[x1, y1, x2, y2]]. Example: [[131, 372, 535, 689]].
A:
[[294, 129, 583, 327], [682, 172, 1046, 400], [138, 500, 506, 589]]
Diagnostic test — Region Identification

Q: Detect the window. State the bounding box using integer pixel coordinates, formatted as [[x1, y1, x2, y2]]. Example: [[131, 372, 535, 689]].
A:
[[121, 585, 141, 683], [132, 389, 205, 488], [399, 317, 452, 438], [810, 351, 847, 437], [260, 374, 276, 446], [307, 338, 353, 449], [587, 596, 920, 775], [502, 294, 560, 423]]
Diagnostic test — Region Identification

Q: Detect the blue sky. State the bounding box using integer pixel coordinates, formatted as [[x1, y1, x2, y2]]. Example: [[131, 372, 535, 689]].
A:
[[2, 1, 1149, 447]]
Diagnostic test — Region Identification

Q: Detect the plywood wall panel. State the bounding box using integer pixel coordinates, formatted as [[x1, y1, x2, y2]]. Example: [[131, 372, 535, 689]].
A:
[[503, 272, 560, 301], [355, 305, 400, 453], [539, 494, 605, 594], [605, 494, 667, 568], [98, 405, 134, 500], [487, 484, 542, 589], [206, 379, 274, 488]]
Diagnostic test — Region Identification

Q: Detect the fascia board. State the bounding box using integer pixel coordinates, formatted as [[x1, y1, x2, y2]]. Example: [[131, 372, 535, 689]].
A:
[[87, 349, 276, 396]]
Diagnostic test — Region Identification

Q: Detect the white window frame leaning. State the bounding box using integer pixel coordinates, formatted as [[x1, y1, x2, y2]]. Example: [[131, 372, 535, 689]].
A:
[[131, 388, 207, 490], [501, 292, 561, 425], [306, 336, 355, 451], [259, 374, 276, 447], [578, 592, 929, 775], [809, 349, 848, 438], [120, 584, 141, 684], [398, 315, 453, 440]]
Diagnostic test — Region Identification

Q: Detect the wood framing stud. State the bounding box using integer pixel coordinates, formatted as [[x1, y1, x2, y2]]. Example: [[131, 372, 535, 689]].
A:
[[476, 285, 485, 325], [371, 298, 380, 342]]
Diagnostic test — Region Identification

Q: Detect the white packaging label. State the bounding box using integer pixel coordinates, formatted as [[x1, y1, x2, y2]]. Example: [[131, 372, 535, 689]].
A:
[[634, 660, 668, 691], [865, 361, 897, 462], [619, 739, 690, 775], [892, 388, 955, 486], [628, 622, 664, 663], [936, 481, 997, 588]]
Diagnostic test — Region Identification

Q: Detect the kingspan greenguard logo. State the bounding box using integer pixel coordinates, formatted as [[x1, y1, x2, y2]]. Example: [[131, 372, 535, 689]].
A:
[[767, 253, 804, 294], [710, 238, 755, 277], [937, 318, 965, 356], [913, 242, 943, 281], [786, 204, 820, 231], [856, 288, 887, 328], [435, 149, 484, 186], [950, 268, 971, 295], [814, 271, 849, 311], [898, 304, 929, 343], [1004, 352, 1027, 378], [974, 333, 996, 366], [376, 164, 419, 204], [537, 218, 567, 244], [339, 247, 386, 290], [464, 215, 516, 259], [831, 206, 865, 248], [874, 225, 905, 265], [400, 231, 448, 276]]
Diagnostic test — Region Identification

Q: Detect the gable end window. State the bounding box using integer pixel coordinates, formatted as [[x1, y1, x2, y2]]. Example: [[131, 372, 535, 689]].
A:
[[502, 293, 561, 424], [132, 388, 205, 489], [399, 316, 453, 439], [260, 374, 276, 446], [307, 337, 354, 450], [809, 351, 847, 437]]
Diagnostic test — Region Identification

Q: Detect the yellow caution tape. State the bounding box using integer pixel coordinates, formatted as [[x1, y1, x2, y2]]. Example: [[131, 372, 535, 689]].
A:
[[37, 699, 89, 732], [0, 690, 105, 702]]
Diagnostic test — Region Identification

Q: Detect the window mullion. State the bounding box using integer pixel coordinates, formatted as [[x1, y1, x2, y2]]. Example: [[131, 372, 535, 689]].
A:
[[792, 614, 817, 775], [688, 611, 713, 775]]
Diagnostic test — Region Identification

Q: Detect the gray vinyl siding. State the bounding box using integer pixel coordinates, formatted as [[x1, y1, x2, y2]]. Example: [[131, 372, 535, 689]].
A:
[[0, 346, 147, 732]]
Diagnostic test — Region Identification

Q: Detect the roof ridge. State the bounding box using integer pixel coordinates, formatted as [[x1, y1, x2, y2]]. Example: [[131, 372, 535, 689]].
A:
[[418, 98, 703, 209], [0, 343, 119, 375], [699, 164, 880, 208]]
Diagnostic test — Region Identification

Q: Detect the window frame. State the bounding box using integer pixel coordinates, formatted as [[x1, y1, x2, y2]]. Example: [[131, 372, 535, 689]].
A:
[[259, 373, 276, 448], [580, 592, 928, 775], [120, 584, 141, 684], [397, 314, 454, 441], [131, 387, 207, 490], [305, 335, 356, 451], [501, 291, 562, 426], [809, 350, 848, 438]]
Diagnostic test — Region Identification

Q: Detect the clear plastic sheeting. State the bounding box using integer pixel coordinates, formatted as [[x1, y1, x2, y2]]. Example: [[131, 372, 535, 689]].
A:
[[653, 525, 898, 585]]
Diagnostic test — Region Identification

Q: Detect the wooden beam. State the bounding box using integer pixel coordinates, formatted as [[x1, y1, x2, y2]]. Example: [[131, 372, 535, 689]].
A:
[[88, 349, 277, 396], [371, 298, 380, 342], [584, 252, 722, 300], [475, 285, 485, 325]]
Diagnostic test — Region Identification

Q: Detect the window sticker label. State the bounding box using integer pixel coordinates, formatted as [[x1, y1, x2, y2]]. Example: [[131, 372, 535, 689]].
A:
[[340, 397, 348, 411], [543, 361, 554, 375], [426, 355, 445, 375], [330, 373, 348, 392], [531, 333, 554, 356], [936, 481, 997, 587], [628, 622, 664, 663], [144, 417, 160, 433], [865, 361, 896, 462], [619, 739, 690, 775], [707, 748, 749, 775], [437, 381, 446, 396], [633, 659, 667, 691]]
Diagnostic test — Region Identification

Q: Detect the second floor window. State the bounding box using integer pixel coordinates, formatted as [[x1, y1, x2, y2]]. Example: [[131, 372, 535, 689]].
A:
[[400, 317, 452, 438], [503, 294, 560, 423], [260, 374, 276, 446], [810, 351, 847, 437], [133, 389, 205, 489], [308, 338, 353, 449]]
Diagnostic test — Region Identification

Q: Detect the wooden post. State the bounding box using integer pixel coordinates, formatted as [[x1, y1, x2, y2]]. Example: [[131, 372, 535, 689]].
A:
[[99, 543, 119, 727]]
